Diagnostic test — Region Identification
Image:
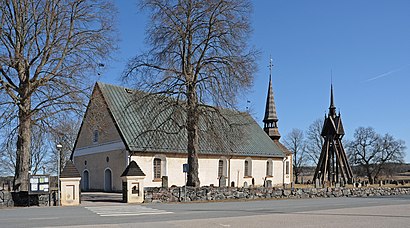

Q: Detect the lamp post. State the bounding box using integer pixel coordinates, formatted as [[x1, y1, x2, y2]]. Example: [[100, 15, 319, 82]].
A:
[[56, 144, 62, 206], [28, 171, 31, 207]]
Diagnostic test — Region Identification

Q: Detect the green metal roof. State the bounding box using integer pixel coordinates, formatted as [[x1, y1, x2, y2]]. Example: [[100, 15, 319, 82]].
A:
[[97, 82, 285, 158]]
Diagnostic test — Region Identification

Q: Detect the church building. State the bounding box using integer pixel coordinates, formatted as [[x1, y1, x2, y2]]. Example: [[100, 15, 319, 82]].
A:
[[71, 67, 292, 192]]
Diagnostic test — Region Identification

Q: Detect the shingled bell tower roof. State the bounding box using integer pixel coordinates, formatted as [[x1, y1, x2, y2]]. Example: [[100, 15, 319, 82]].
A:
[[263, 59, 281, 141], [321, 84, 345, 137], [264, 76, 279, 122]]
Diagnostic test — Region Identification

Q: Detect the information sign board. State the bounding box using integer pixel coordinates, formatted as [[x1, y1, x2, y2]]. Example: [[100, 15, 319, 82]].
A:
[[29, 175, 50, 195]]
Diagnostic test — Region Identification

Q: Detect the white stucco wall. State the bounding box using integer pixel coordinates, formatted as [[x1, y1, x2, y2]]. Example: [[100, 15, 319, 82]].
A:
[[131, 155, 287, 188], [74, 150, 289, 191]]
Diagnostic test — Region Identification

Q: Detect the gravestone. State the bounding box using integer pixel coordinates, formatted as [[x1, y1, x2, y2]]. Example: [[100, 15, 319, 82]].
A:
[[219, 176, 226, 187], [161, 176, 168, 188]]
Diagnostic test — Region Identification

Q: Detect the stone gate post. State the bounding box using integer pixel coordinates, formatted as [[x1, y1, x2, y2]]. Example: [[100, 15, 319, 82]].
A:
[[60, 161, 81, 206], [121, 161, 146, 203]]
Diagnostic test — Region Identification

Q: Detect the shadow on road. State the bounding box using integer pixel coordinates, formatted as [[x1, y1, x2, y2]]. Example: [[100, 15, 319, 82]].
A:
[[81, 192, 124, 206]]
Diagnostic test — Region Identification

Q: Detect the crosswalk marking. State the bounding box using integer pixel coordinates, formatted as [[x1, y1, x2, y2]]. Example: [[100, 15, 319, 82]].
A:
[[85, 205, 173, 217]]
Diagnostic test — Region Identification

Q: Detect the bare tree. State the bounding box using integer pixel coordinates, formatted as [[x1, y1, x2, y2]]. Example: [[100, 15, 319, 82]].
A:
[[0, 126, 16, 176], [0, 0, 116, 191], [0, 123, 50, 176], [283, 129, 306, 184], [49, 117, 80, 174], [347, 127, 406, 184], [30, 125, 50, 175], [124, 0, 258, 186], [305, 118, 324, 166]]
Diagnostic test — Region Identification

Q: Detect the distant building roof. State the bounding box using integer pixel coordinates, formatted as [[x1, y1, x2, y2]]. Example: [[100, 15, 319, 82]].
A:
[[121, 161, 146, 177], [60, 160, 81, 178], [94, 82, 285, 158]]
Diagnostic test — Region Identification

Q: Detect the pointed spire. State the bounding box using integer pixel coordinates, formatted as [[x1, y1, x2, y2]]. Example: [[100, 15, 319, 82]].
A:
[[329, 83, 336, 117], [264, 58, 278, 122], [263, 57, 280, 140]]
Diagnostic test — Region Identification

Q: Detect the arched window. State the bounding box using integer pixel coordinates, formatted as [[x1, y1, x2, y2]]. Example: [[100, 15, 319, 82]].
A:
[[153, 155, 167, 181], [244, 158, 252, 177], [218, 160, 224, 177], [217, 157, 228, 178], [93, 129, 99, 143], [153, 158, 161, 179], [266, 159, 273, 176], [286, 161, 290, 175]]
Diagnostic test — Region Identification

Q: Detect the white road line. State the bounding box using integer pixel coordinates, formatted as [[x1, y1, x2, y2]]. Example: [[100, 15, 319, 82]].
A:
[[99, 212, 174, 217], [85, 205, 173, 217]]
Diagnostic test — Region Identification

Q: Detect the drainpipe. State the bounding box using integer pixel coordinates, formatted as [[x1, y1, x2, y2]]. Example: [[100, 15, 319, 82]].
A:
[[227, 156, 233, 187], [282, 156, 287, 188]]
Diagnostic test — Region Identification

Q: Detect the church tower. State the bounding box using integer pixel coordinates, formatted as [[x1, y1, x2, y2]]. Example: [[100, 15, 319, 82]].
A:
[[313, 84, 353, 186], [263, 59, 281, 141]]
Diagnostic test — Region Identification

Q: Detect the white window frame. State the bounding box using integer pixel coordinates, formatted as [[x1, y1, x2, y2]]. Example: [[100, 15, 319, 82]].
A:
[[153, 155, 167, 181], [218, 157, 228, 178], [244, 157, 252, 177], [266, 159, 273, 177]]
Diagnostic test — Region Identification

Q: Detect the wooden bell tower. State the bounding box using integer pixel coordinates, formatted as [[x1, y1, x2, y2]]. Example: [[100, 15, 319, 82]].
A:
[[313, 84, 353, 186]]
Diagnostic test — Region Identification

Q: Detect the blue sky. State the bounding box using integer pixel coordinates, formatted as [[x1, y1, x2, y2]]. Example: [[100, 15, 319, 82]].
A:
[[101, 1, 410, 162]]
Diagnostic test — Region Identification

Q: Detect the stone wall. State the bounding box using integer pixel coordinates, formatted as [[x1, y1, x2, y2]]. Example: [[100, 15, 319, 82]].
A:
[[144, 186, 410, 203], [1, 191, 57, 207], [0, 191, 13, 207]]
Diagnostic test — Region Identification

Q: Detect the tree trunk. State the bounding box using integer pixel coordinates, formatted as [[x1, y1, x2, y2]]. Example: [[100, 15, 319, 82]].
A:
[[186, 84, 200, 187], [365, 165, 374, 185], [367, 174, 374, 185], [294, 173, 299, 184], [13, 96, 32, 192]]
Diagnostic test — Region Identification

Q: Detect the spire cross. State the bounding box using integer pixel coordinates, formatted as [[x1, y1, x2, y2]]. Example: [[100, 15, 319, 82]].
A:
[[268, 56, 274, 78]]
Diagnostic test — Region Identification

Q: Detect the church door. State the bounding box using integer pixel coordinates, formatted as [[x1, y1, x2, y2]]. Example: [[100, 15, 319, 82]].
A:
[[82, 170, 89, 191], [104, 169, 112, 192]]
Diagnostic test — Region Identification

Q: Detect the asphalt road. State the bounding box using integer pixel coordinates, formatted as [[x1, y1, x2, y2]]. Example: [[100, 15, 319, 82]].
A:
[[1, 195, 410, 227]]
